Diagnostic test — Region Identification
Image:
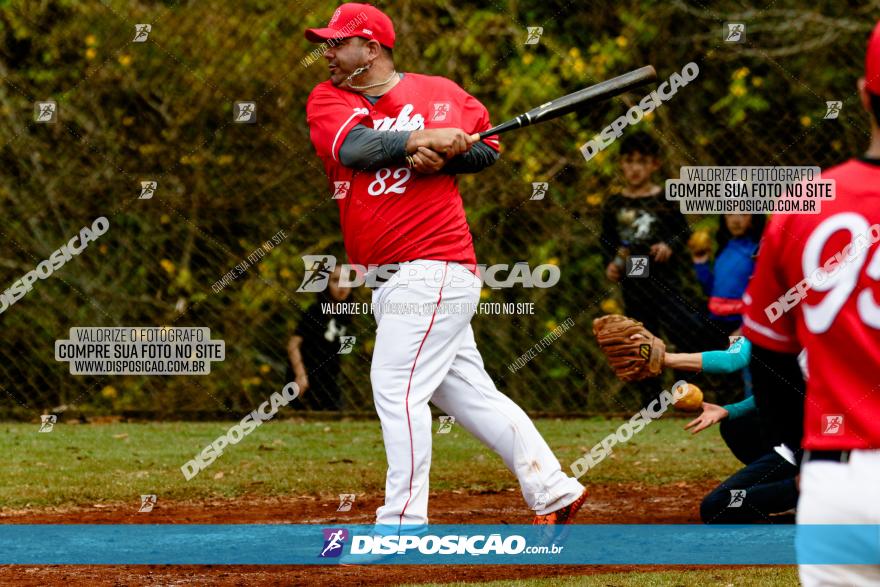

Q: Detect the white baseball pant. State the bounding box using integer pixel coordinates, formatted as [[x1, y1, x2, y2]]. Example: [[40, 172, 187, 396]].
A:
[[797, 449, 880, 586], [369, 259, 584, 527]]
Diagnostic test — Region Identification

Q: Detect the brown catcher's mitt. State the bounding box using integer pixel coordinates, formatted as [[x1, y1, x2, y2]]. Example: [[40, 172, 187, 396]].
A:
[[592, 314, 666, 382]]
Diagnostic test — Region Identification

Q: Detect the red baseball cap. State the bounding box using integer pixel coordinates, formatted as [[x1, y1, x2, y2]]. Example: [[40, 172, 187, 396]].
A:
[[305, 3, 396, 49], [867, 20, 880, 94]]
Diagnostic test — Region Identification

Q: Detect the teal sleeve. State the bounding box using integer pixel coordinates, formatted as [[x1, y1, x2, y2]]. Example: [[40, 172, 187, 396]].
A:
[[700, 337, 752, 373], [723, 395, 757, 421]]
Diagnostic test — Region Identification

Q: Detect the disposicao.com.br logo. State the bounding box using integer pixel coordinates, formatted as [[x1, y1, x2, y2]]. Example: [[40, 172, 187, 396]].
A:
[[319, 529, 563, 558]]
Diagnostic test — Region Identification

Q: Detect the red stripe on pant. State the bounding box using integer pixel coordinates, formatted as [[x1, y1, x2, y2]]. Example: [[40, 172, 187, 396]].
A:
[[398, 262, 449, 528]]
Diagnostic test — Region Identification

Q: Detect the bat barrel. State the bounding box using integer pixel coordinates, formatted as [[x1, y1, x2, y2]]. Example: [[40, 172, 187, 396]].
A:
[[478, 65, 658, 140], [526, 65, 657, 123]]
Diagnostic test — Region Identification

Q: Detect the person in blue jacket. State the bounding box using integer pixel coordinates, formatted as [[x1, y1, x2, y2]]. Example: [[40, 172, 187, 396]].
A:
[[664, 336, 800, 524], [691, 214, 765, 402], [692, 214, 765, 334]]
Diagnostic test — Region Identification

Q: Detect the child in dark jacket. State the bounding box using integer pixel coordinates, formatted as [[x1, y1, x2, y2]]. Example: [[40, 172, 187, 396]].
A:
[[600, 132, 707, 353], [600, 132, 714, 408]]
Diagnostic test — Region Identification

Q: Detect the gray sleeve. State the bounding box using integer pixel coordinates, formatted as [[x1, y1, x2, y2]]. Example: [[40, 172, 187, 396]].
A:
[[338, 125, 410, 170], [442, 142, 499, 175]]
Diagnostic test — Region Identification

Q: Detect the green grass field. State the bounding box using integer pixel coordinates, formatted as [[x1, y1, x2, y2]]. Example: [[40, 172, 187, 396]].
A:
[[411, 567, 799, 587], [3, 416, 740, 508], [4, 417, 797, 586]]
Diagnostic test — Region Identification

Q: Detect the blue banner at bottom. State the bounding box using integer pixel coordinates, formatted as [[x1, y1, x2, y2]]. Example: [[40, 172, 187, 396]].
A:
[[0, 524, 878, 565]]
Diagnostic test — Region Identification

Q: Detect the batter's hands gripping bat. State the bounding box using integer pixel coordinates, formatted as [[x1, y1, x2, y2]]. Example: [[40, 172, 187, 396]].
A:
[[477, 65, 657, 140]]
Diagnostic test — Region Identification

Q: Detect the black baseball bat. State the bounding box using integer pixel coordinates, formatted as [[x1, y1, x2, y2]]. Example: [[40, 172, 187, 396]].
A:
[[478, 65, 657, 139]]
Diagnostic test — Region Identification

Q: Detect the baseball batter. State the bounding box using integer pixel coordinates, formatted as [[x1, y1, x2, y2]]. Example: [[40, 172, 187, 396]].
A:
[[742, 20, 880, 586], [304, 3, 587, 528]]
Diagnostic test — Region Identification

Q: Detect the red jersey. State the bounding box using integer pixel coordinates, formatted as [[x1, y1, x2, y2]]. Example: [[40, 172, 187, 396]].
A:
[[306, 73, 500, 267], [742, 158, 880, 450]]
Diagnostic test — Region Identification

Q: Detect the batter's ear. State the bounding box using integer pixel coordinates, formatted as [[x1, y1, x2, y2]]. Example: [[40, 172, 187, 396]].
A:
[[364, 39, 383, 62]]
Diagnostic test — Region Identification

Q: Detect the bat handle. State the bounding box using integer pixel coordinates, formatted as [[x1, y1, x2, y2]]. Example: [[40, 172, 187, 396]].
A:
[[478, 115, 530, 140]]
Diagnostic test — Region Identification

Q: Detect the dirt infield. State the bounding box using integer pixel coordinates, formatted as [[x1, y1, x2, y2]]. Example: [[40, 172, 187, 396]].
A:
[[0, 482, 717, 586]]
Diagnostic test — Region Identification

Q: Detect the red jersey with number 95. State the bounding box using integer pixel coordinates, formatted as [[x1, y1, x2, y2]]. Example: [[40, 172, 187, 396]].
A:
[[742, 158, 880, 450], [306, 73, 500, 267]]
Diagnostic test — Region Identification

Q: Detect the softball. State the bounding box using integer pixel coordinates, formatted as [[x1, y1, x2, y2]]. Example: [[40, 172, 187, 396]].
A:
[[674, 382, 703, 412]]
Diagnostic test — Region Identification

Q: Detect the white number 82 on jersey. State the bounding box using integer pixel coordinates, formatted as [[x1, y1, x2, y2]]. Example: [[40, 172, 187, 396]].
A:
[[368, 167, 412, 196]]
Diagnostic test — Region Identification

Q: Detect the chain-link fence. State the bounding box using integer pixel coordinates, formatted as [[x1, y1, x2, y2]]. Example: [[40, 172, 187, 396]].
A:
[[0, 0, 876, 419]]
